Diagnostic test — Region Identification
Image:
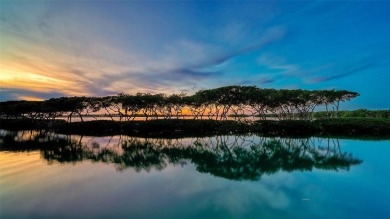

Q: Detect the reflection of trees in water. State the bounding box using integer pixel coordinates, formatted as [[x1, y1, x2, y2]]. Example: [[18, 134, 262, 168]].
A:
[[0, 130, 362, 181]]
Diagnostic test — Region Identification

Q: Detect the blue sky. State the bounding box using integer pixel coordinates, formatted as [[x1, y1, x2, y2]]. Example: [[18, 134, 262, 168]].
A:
[[0, 0, 389, 109]]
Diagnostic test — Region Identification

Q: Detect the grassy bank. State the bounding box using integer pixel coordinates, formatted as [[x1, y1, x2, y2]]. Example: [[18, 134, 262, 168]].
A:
[[313, 118, 390, 137], [1, 118, 389, 138]]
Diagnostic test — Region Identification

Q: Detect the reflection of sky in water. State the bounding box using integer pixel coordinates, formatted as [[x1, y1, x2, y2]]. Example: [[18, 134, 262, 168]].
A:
[[0, 135, 389, 219]]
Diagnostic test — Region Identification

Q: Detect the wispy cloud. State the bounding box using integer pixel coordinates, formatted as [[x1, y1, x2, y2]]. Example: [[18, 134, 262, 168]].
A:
[[0, 88, 67, 101], [305, 61, 376, 84], [209, 27, 286, 67], [257, 53, 300, 76], [303, 48, 389, 84], [51, 25, 284, 95]]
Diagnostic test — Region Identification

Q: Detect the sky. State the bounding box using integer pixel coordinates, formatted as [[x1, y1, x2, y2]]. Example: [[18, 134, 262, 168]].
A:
[[0, 0, 389, 109]]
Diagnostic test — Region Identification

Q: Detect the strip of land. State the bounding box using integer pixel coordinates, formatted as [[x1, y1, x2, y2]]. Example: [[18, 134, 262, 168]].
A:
[[1, 118, 389, 138]]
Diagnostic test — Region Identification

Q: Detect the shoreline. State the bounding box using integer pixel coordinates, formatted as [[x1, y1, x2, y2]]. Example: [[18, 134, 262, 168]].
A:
[[1, 118, 389, 139]]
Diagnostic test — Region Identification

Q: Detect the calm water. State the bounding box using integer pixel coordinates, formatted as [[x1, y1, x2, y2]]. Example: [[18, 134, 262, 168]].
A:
[[0, 130, 389, 219]]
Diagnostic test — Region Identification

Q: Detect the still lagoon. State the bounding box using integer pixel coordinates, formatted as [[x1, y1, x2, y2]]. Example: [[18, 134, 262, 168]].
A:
[[0, 130, 389, 219]]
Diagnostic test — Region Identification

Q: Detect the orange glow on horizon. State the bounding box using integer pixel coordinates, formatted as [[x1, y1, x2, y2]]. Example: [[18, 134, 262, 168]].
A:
[[17, 96, 45, 101]]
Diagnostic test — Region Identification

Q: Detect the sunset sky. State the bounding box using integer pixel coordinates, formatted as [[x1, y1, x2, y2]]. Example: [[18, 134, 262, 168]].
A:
[[1, 0, 389, 109]]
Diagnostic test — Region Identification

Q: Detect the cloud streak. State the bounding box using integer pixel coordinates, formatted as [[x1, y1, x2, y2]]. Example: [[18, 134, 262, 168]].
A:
[[59, 25, 284, 95], [0, 88, 67, 101], [303, 48, 388, 84], [195, 27, 286, 69], [305, 61, 376, 84]]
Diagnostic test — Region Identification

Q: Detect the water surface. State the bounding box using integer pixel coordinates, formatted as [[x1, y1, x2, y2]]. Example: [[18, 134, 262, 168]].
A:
[[0, 130, 389, 219]]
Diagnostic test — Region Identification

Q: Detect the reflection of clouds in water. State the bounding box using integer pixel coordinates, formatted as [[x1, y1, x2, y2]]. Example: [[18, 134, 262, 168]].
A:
[[214, 176, 291, 211], [164, 164, 294, 214], [211, 184, 290, 214], [262, 171, 297, 189]]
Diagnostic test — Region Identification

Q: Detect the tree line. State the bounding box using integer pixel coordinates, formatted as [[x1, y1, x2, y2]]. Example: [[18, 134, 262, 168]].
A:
[[0, 86, 359, 122], [313, 109, 390, 119]]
